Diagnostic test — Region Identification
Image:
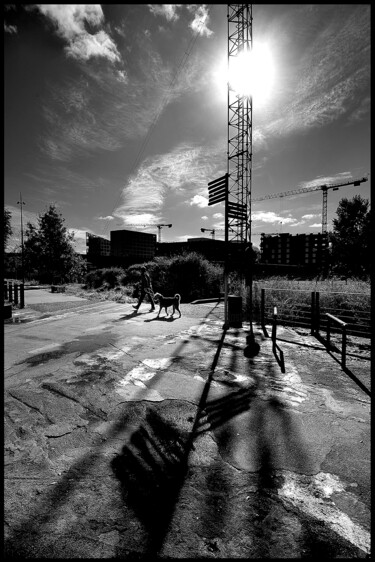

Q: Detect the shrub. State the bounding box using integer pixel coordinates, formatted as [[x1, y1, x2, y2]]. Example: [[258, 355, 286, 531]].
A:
[[121, 252, 223, 302], [84, 267, 125, 289]]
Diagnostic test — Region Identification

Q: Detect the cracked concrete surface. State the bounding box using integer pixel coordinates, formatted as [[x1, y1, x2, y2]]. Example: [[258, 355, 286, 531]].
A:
[[4, 298, 371, 558]]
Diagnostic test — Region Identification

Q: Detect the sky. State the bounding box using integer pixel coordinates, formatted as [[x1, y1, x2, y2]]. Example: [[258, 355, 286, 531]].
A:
[[4, 4, 371, 253]]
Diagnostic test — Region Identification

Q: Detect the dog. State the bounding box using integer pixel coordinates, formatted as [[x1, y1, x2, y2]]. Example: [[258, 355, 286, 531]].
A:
[[153, 292, 181, 318]]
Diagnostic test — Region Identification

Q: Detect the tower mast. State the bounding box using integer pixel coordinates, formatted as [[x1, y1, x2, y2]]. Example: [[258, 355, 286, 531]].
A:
[[227, 4, 253, 244]]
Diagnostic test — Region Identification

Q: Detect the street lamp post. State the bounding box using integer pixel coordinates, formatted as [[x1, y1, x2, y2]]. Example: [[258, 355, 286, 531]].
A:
[[17, 193, 25, 284]]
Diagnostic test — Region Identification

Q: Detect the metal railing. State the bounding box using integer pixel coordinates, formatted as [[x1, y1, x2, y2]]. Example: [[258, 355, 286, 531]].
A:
[[4, 281, 25, 309], [318, 313, 348, 368], [260, 288, 370, 339]]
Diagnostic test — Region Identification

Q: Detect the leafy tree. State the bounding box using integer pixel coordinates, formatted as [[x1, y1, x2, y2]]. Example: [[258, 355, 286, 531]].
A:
[[330, 195, 371, 277], [4, 208, 12, 250], [23, 204, 86, 283]]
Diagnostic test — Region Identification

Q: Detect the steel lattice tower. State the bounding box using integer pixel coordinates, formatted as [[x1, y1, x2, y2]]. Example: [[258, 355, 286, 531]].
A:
[[227, 4, 253, 244]]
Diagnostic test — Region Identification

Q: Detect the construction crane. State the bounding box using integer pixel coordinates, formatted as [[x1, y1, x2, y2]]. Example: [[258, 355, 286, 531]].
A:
[[253, 176, 368, 234], [200, 228, 225, 240], [127, 223, 172, 243]]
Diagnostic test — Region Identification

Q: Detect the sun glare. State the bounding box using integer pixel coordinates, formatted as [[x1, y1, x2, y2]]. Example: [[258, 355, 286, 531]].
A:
[[229, 44, 275, 101], [213, 43, 275, 105]]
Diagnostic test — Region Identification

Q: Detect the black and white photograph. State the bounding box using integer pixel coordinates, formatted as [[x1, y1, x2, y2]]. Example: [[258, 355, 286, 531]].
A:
[[4, 4, 370, 558]]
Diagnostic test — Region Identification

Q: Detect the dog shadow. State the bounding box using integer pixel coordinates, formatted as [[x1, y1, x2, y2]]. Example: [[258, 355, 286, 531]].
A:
[[144, 315, 178, 323]]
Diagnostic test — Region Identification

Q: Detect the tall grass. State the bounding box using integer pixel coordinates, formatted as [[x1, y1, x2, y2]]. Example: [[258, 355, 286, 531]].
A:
[[238, 276, 371, 327]]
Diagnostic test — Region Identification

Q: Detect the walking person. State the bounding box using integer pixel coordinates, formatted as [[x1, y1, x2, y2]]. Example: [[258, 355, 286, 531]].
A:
[[133, 265, 155, 312]]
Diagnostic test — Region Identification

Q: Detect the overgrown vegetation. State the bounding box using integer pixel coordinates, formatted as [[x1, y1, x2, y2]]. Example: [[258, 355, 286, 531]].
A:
[[242, 276, 371, 330], [330, 195, 371, 277], [81, 257, 370, 335], [83, 252, 223, 302]]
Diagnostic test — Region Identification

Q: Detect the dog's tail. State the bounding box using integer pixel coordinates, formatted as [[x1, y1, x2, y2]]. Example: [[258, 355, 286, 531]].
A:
[[175, 294, 181, 301]]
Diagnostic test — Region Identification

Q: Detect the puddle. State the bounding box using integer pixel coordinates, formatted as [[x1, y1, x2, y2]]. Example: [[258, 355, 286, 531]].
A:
[[16, 331, 115, 367]]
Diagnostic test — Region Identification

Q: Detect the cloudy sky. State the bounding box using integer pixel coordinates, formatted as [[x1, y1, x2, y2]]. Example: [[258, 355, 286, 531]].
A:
[[4, 4, 371, 253]]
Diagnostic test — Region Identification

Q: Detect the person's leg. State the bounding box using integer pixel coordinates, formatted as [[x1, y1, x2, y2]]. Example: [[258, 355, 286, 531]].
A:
[[148, 291, 155, 311], [133, 290, 145, 310]]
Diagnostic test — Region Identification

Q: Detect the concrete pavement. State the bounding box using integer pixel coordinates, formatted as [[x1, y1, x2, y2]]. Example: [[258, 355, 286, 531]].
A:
[[4, 290, 371, 558]]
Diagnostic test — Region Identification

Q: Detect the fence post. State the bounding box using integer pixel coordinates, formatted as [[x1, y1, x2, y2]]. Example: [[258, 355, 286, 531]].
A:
[[315, 291, 320, 334], [342, 325, 347, 369], [311, 291, 315, 335], [327, 315, 331, 348], [9, 282, 13, 303], [14, 283, 19, 306], [272, 306, 277, 350], [20, 283, 25, 309], [261, 289, 265, 329], [4, 282, 8, 300]]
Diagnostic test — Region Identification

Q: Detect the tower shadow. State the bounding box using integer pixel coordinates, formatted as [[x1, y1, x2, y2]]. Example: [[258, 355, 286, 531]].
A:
[[111, 407, 189, 556]]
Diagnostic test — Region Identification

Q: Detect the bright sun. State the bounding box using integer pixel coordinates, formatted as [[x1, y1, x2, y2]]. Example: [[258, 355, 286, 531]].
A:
[[214, 42, 275, 105]]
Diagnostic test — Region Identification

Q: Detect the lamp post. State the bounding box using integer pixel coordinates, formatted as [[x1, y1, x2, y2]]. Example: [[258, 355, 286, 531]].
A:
[[17, 193, 25, 283]]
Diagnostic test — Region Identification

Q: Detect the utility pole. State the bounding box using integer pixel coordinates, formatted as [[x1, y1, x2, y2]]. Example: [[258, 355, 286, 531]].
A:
[[17, 193, 25, 283]]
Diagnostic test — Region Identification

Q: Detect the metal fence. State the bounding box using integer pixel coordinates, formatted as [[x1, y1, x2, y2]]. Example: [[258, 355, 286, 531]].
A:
[[4, 280, 25, 309], [259, 288, 371, 339]]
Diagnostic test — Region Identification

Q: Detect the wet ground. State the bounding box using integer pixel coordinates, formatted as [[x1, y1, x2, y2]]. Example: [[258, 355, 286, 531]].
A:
[[4, 291, 371, 558]]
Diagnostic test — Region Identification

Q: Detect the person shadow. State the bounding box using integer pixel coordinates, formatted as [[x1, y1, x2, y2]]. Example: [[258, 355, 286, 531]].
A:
[[112, 310, 148, 322]]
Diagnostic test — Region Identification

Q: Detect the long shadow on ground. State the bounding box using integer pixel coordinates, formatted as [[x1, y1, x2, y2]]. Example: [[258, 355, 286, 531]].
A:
[[4, 302, 226, 559]]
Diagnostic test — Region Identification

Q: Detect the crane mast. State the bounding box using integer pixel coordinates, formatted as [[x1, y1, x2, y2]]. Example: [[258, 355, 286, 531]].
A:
[[227, 4, 252, 244]]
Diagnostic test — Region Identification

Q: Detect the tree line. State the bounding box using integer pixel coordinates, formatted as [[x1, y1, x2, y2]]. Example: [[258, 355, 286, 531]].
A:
[[3, 196, 372, 282], [4, 204, 86, 283]]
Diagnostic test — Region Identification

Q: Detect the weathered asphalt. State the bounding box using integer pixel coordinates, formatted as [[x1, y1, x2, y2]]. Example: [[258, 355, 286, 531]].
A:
[[4, 289, 371, 558]]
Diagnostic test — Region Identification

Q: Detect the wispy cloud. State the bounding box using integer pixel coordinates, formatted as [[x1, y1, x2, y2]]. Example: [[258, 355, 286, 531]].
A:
[[187, 5, 213, 37], [33, 5, 121, 63], [301, 214, 319, 220], [38, 33, 208, 162], [259, 5, 370, 139], [148, 4, 213, 37], [24, 165, 109, 200], [4, 23, 17, 34], [148, 5, 181, 22], [252, 210, 299, 227], [298, 172, 354, 190], [114, 141, 224, 224], [96, 215, 115, 221]]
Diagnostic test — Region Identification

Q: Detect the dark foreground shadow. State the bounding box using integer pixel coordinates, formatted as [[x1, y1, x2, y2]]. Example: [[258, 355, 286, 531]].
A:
[[111, 327, 228, 557], [111, 408, 189, 555], [143, 315, 178, 322], [272, 341, 286, 373], [195, 387, 255, 434]]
